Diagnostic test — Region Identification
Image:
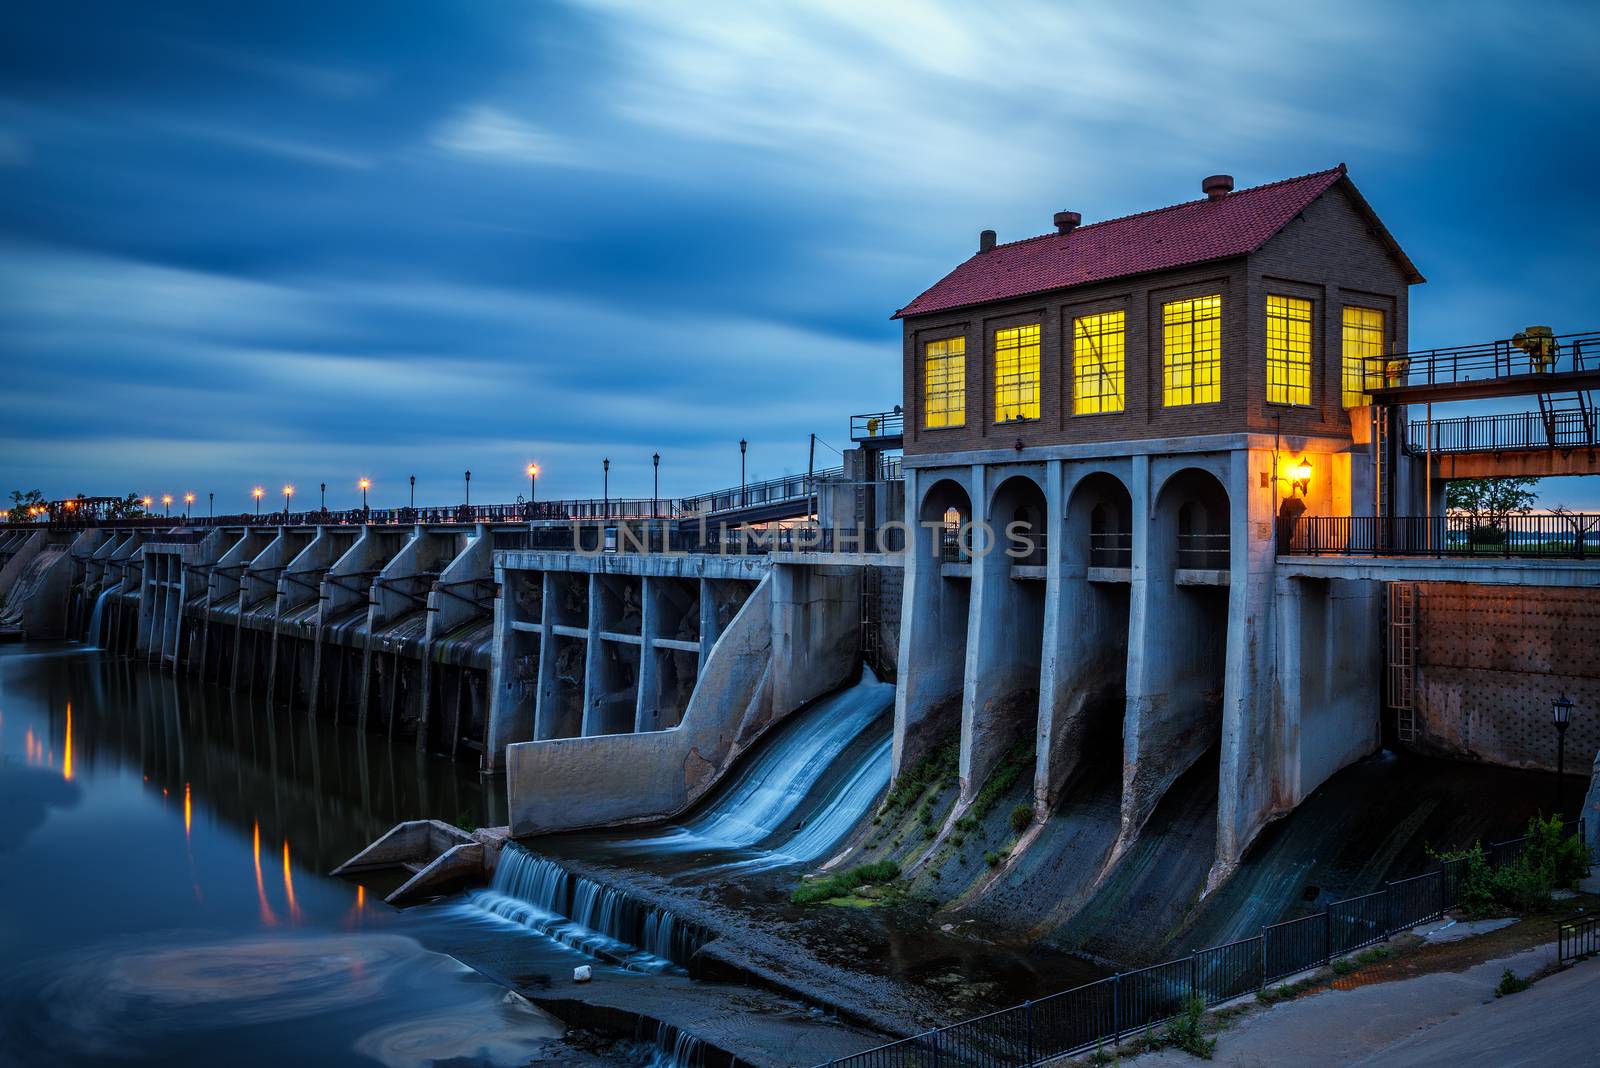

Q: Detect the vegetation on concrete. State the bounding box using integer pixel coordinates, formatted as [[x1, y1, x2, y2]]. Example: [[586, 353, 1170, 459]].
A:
[[1430, 814, 1589, 916], [791, 860, 900, 906], [1494, 967, 1531, 997], [954, 740, 1034, 836], [878, 735, 958, 822], [1331, 945, 1390, 975], [1009, 803, 1033, 833]]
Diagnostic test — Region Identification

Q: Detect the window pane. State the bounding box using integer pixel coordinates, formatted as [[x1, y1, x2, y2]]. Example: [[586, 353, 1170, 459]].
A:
[[923, 336, 967, 428], [1266, 295, 1312, 406], [1073, 311, 1125, 414], [1162, 295, 1222, 406], [1341, 306, 1385, 407], [994, 323, 1041, 422]]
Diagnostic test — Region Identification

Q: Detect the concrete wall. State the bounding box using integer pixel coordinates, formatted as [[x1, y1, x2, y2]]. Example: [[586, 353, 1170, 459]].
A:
[[1408, 583, 1600, 775]]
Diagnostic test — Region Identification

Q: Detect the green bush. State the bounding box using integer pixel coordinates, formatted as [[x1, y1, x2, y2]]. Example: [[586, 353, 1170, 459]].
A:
[[1010, 803, 1033, 833], [1495, 968, 1531, 997], [881, 737, 959, 818], [984, 849, 1002, 867], [790, 860, 900, 906], [1160, 994, 1216, 1059], [1432, 814, 1589, 916]]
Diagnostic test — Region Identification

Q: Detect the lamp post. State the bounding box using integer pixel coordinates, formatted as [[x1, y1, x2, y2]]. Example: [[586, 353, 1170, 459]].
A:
[[740, 438, 748, 507], [527, 463, 539, 504], [464, 470, 471, 508], [359, 478, 370, 511], [283, 485, 294, 519], [184, 493, 195, 520], [409, 475, 415, 509], [162, 494, 172, 518], [320, 482, 327, 510], [652, 452, 660, 519], [208, 492, 213, 519], [1553, 694, 1574, 817], [603, 458, 610, 518], [253, 487, 263, 517]]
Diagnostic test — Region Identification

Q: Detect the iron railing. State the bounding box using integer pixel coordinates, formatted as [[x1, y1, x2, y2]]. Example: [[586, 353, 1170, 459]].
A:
[[817, 821, 1586, 1068], [1280, 514, 1600, 559], [1558, 914, 1599, 965], [1366, 329, 1600, 390], [1408, 410, 1599, 454], [1177, 532, 1230, 570], [851, 409, 905, 442], [1089, 532, 1133, 569]]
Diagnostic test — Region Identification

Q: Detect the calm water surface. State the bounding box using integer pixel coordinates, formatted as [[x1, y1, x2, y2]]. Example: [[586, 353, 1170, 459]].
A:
[[0, 643, 627, 1068]]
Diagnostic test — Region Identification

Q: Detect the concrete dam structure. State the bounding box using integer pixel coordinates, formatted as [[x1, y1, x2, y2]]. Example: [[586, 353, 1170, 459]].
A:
[[6, 164, 1600, 1064]]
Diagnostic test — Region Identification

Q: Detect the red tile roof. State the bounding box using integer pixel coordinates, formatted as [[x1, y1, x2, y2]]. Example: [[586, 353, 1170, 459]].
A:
[[893, 165, 1420, 319]]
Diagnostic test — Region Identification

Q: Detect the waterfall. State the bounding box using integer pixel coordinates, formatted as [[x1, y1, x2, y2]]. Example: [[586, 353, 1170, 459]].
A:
[[625, 669, 895, 856], [460, 844, 705, 973], [638, 1020, 705, 1068], [86, 583, 119, 647], [728, 733, 895, 874]]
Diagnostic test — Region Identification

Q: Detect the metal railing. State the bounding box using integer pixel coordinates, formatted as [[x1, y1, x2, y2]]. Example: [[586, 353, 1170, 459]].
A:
[[1089, 532, 1132, 568], [1177, 532, 1230, 570], [1408, 410, 1599, 454], [817, 821, 1586, 1068], [1366, 329, 1600, 390], [1558, 914, 1599, 965], [1280, 514, 1600, 559], [851, 409, 905, 442]]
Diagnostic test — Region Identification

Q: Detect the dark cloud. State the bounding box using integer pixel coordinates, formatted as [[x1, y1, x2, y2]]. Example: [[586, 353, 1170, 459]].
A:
[[2, 1, 1598, 506]]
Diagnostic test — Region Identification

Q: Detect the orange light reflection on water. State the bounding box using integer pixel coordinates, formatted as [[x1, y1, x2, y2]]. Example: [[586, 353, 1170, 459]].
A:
[[183, 782, 191, 838], [62, 704, 72, 781], [281, 839, 301, 923], [253, 822, 278, 926]]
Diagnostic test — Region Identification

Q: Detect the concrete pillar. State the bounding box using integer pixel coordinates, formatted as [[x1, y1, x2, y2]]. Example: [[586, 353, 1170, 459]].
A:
[[635, 575, 661, 732], [768, 562, 860, 721], [893, 466, 972, 777], [960, 465, 1047, 803], [533, 571, 562, 738], [418, 525, 493, 753]]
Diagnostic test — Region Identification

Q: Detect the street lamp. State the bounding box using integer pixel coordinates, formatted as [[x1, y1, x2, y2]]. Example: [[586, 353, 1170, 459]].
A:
[[652, 452, 660, 518], [253, 487, 264, 517], [740, 438, 748, 507], [184, 493, 195, 520], [359, 478, 370, 510], [1553, 694, 1574, 817], [283, 484, 294, 518], [208, 491, 213, 519], [603, 458, 610, 518], [527, 463, 539, 503], [464, 470, 471, 508], [320, 482, 327, 510], [409, 475, 415, 509], [162, 494, 172, 517]]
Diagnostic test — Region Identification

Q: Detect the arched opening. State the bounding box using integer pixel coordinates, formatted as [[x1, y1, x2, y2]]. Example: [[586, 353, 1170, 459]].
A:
[[962, 474, 1048, 799], [896, 478, 975, 773], [1042, 472, 1134, 807], [1127, 466, 1232, 844]]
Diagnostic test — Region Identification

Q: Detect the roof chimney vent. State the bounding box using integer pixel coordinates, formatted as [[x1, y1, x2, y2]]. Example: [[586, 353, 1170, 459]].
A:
[[1053, 210, 1081, 234], [1202, 174, 1234, 200], [979, 229, 997, 254]]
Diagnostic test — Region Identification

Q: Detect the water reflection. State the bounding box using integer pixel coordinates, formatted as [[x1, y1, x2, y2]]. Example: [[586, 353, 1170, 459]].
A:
[[0, 644, 594, 1068]]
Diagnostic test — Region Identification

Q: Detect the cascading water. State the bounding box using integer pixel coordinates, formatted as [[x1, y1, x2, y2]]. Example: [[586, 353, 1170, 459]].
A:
[[86, 583, 119, 648], [626, 669, 895, 857], [460, 844, 705, 973], [458, 671, 895, 982], [637, 1020, 705, 1068]]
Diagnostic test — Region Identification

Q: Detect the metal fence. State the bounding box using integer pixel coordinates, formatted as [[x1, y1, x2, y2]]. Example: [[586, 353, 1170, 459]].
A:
[[818, 821, 1586, 1068], [1409, 410, 1598, 454], [1280, 514, 1600, 559], [1364, 329, 1600, 390], [1558, 914, 1599, 965]]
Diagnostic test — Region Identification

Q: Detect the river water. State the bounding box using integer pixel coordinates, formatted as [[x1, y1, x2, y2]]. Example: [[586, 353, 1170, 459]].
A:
[[0, 643, 642, 1068]]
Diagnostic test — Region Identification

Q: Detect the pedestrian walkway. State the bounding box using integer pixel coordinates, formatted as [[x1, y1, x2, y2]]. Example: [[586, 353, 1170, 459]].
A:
[[1122, 941, 1586, 1067]]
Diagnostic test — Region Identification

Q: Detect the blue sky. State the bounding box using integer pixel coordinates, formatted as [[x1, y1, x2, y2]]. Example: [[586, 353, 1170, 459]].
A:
[[3, 1, 1598, 510]]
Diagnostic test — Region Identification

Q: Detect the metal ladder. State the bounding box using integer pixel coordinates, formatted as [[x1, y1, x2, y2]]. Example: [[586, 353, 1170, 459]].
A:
[[1536, 387, 1596, 447], [1387, 582, 1417, 743]]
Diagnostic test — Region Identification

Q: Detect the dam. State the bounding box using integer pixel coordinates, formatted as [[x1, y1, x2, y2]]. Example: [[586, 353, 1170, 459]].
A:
[[4, 165, 1599, 1066]]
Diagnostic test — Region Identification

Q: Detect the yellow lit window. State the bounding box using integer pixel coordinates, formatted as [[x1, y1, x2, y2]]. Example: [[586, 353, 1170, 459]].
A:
[[1266, 295, 1312, 406], [923, 336, 966, 428], [1073, 311, 1125, 414], [1342, 306, 1385, 407], [1162, 295, 1222, 406], [994, 323, 1041, 422]]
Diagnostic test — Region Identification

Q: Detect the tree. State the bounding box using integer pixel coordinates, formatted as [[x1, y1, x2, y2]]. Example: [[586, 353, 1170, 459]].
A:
[[1444, 476, 1539, 543], [8, 489, 44, 523], [106, 493, 150, 519]]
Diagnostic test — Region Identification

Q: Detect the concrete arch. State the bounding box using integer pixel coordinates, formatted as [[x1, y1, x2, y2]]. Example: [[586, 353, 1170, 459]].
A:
[[1120, 465, 1232, 849], [1067, 471, 1134, 570], [894, 472, 976, 775], [959, 474, 1049, 801]]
